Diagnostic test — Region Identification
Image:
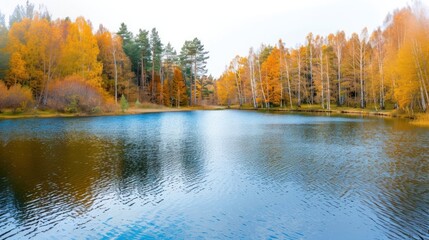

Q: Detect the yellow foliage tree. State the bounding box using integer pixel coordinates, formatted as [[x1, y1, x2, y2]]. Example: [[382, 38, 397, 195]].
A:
[[391, 6, 429, 112], [261, 47, 281, 106], [216, 70, 236, 107], [96, 26, 134, 99], [59, 17, 102, 88], [171, 67, 188, 107], [6, 52, 28, 86], [6, 17, 62, 104]]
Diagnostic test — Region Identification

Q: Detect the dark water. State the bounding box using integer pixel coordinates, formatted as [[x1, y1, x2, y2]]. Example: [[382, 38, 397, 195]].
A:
[[0, 110, 428, 239]]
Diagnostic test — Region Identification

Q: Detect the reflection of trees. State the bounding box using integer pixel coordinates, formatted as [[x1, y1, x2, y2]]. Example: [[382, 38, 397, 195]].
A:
[[376, 120, 429, 239], [162, 112, 206, 192], [114, 136, 163, 201], [0, 112, 211, 238], [236, 121, 372, 195], [234, 118, 428, 239], [179, 132, 206, 189], [113, 112, 207, 200], [0, 113, 209, 228], [0, 133, 116, 223]]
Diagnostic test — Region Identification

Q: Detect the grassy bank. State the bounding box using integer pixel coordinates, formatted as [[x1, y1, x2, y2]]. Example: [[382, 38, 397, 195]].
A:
[[228, 104, 429, 127], [227, 104, 429, 122], [2, 103, 427, 127], [229, 104, 392, 115], [0, 105, 225, 120]]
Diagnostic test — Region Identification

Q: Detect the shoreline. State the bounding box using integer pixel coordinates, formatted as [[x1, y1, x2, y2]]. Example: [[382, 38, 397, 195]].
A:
[[1, 105, 427, 127], [231, 106, 429, 127], [0, 106, 224, 120], [260, 108, 396, 118]]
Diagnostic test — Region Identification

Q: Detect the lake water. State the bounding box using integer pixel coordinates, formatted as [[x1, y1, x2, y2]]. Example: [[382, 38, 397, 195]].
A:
[[0, 110, 428, 239]]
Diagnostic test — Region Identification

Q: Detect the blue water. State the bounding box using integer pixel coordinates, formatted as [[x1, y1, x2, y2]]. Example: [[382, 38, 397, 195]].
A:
[[0, 110, 428, 239]]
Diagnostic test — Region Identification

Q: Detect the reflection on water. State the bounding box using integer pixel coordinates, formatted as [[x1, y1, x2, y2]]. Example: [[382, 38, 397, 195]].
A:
[[0, 111, 428, 239]]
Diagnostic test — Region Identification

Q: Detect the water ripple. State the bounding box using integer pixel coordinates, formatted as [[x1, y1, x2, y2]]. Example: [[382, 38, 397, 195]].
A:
[[0, 111, 428, 239]]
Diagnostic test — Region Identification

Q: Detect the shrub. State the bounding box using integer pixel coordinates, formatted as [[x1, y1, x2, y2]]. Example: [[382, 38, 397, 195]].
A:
[[64, 95, 79, 113], [0, 81, 7, 111], [47, 76, 104, 113], [102, 97, 117, 113], [135, 99, 141, 108], [120, 95, 129, 113], [0, 83, 34, 112]]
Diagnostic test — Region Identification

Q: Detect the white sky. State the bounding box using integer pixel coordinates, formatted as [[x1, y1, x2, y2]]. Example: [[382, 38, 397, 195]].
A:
[[0, 0, 424, 77]]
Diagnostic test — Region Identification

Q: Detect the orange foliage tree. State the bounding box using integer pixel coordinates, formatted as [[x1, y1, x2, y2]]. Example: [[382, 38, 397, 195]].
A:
[[58, 17, 102, 89]]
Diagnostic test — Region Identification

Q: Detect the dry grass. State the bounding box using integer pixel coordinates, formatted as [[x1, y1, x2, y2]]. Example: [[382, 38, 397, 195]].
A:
[[133, 101, 166, 109]]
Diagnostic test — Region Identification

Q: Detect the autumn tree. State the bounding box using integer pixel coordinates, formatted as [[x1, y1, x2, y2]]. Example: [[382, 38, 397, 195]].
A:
[[358, 28, 369, 108], [5, 52, 28, 86], [261, 47, 281, 107], [230, 56, 245, 107], [216, 70, 236, 107], [306, 33, 315, 104], [382, 8, 413, 106], [333, 31, 346, 106], [393, 4, 429, 112], [6, 15, 61, 105], [59, 17, 102, 88], [314, 35, 325, 108], [171, 66, 188, 107], [290, 46, 305, 107], [0, 11, 8, 80], [279, 40, 293, 108], [248, 48, 259, 108], [96, 25, 134, 103]]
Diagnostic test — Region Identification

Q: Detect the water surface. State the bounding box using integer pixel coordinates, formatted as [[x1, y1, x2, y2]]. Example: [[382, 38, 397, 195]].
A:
[[0, 111, 428, 239]]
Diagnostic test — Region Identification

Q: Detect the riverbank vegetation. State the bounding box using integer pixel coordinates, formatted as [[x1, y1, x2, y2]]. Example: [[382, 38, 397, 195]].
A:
[[216, 2, 429, 123], [1, 2, 429, 125], [0, 1, 215, 116]]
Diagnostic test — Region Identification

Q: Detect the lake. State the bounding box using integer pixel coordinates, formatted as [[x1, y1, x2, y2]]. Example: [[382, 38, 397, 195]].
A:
[[0, 110, 428, 239]]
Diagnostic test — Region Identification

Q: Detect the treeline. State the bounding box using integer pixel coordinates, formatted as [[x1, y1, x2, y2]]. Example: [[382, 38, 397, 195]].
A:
[[217, 3, 429, 113], [0, 1, 213, 113]]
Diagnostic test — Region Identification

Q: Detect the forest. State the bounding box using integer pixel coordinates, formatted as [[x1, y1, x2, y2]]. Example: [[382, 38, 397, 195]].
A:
[[0, 1, 213, 114], [217, 3, 429, 115], [0, 2, 429, 118]]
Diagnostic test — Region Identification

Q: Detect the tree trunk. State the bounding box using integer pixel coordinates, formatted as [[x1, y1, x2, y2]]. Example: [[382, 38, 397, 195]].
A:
[[141, 58, 145, 96], [160, 67, 163, 104], [249, 53, 257, 108], [320, 49, 324, 109], [298, 51, 301, 107], [194, 59, 197, 105], [309, 44, 313, 104], [234, 70, 242, 107], [326, 55, 331, 110], [113, 48, 118, 105], [359, 42, 365, 109], [152, 49, 156, 102], [257, 57, 267, 108], [284, 55, 293, 109], [337, 51, 342, 106]]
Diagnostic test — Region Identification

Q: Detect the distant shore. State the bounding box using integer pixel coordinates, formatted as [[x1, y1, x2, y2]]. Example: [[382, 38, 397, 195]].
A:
[[227, 104, 429, 127], [1, 105, 428, 127]]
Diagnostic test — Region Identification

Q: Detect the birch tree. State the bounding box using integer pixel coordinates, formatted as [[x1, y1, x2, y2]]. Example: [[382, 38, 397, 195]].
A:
[[358, 28, 369, 108], [333, 31, 346, 106]]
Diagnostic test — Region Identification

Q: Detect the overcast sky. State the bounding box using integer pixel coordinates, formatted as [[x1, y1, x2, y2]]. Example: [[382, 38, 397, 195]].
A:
[[1, 0, 423, 77]]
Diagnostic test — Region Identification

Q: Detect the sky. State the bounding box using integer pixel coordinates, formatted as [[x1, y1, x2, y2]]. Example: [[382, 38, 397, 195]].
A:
[[0, 0, 424, 78]]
